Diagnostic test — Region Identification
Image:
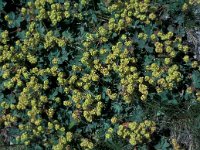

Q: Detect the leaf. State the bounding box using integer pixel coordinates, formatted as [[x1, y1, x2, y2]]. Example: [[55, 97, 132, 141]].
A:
[[57, 0, 64, 2], [39, 75, 48, 82], [175, 15, 184, 25], [159, 91, 169, 102], [49, 89, 58, 100], [105, 140, 122, 150], [192, 71, 200, 89], [91, 13, 97, 23], [14, 16, 23, 27], [127, 106, 144, 122], [112, 32, 117, 38], [0, 93, 4, 102], [133, 20, 140, 28], [58, 86, 64, 93], [177, 27, 185, 36], [168, 98, 178, 105], [62, 30, 73, 41], [111, 102, 122, 114], [143, 25, 153, 36], [144, 55, 155, 66], [8, 128, 20, 136], [85, 123, 97, 132], [5, 94, 16, 104], [37, 23, 45, 34], [16, 31, 26, 39], [0, 1, 6, 11], [68, 120, 76, 130], [167, 25, 175, 32], [154, 137, 171, 150], [103, 122, 110, 129], [161, 11, 170, 20], [8, 11, 15, 20], [60, 47, 69, 62], [34, 145, 43, 150], [48, 49, 60, 62], [138, 39, 146, 49]]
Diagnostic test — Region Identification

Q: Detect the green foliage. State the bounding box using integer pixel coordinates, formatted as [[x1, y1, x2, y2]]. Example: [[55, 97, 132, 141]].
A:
[[0, 0, 200, 150], [192, 70, 200, 88], [154, 137, 171, 150]]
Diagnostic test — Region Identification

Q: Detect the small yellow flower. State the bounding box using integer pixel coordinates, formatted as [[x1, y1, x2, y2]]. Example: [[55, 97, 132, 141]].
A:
[[164, 58, 171, 65], [182, 3, 188, 11], [111, 117, 117, 124], [149, 13, 156, 20], [105, 133, 111, 139], [183, 55, 189, 63], [191, 61, 198, 68], [66, 132, 73, 142]]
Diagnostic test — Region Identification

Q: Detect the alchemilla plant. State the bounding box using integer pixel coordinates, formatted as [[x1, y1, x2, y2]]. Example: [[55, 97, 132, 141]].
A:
[[0, 0, 200, 149]]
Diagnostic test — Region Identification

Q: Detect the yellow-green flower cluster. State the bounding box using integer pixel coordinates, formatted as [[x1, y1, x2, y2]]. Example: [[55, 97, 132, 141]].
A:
[[188, 0, 200, 5], [52, 132, 73, 150], [105, 127, 114, 139], [117, 120, 156, 146], [48, 3, 62, 25], [171, 138, 181, 150], [0, 0, 199, 149], [1, 114, 17, 127], [80, 138, 94, 150], [44, 31, 66, 49], [196, 91, 200, 101], [69, 89, 104, 122], [1, 30, 9, 44]]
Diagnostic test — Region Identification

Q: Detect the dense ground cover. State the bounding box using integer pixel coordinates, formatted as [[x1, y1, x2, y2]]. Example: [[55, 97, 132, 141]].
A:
[[0, 0, 200, 149]]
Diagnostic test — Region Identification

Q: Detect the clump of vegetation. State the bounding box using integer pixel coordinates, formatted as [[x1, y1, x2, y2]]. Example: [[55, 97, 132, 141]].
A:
[[0, 0, 200, 149]]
